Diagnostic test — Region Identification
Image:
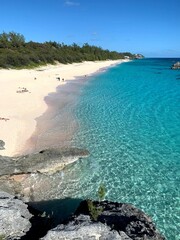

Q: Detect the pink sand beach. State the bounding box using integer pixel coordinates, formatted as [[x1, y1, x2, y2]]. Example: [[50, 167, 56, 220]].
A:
[[0, 60, 127, 156]]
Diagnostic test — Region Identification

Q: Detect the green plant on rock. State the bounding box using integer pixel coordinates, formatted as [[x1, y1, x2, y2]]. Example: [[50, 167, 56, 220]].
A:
[[0, 234, 5, 240], [87, 199, 104, 221], [97, 184, 106, 201], [87, 183, 106, 221]]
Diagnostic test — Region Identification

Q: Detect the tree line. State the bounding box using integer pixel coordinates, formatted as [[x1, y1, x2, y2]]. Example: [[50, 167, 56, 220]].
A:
[[0, 31, 136, 69]]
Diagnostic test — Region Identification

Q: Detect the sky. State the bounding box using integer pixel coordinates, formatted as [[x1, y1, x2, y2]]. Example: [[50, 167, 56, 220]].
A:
[[0, 0, 180, 57]]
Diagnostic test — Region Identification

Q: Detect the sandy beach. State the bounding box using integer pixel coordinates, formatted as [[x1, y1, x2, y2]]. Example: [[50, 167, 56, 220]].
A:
[[0, 59, 127, 157]]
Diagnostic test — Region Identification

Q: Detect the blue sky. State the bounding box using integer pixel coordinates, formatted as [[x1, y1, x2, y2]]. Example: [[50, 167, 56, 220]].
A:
[[0, 0, 180, 57]]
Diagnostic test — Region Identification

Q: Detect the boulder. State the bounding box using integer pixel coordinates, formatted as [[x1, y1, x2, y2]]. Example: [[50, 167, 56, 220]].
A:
[[171, 62, 180, 69], [0, 191, 32, 239]]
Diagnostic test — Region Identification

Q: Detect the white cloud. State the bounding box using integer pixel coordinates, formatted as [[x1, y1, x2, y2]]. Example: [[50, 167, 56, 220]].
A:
[[65, 0, 80, 6]]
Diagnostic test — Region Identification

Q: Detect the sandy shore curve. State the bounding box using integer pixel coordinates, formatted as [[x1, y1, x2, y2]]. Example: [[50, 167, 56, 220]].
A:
[[0, 60, 127, 156]]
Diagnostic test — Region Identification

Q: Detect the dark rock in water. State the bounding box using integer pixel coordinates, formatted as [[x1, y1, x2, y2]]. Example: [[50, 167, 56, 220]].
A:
[[0, 191, 32, 239], [0, 147, 89, 201], [171, 62, 180, 69], [42, 200, 165, 240], [0, 140, 5, 150]]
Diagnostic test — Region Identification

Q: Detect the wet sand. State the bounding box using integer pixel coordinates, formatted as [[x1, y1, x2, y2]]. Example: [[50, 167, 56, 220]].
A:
[[22, 78, 85, 155]]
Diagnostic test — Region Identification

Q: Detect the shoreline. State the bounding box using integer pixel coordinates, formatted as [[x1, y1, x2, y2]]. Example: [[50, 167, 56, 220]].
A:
[[0, 59, 128, 157]]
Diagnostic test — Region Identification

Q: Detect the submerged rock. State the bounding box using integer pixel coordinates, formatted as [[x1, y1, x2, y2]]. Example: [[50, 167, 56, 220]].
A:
[[171, 62, 180, 69], [43, 200, 164, 240], [0, 191, 32, 239], [0, 147, 89, 201]]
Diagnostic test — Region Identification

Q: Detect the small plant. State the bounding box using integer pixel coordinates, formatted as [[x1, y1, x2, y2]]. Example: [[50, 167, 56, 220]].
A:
[[87, 183, 106, 221], [97, 184, 106, 201], [0, 234, 5, 240], [87, 199, 103, 221]]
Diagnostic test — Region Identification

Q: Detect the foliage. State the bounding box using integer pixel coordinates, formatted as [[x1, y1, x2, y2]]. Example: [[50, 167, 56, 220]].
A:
[[0, 234, 5, 240], [87, 183, 107, 221], [0, 31, 25, 48], [87, 199, 104, 221], [98, 184, 106, 201], [0, 31, 137, 69]]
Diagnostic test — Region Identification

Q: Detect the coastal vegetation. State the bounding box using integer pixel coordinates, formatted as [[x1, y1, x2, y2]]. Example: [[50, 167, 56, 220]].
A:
[[87, 184, 106, 221], [0, 31, 136, 69], [0, 235, 5, 240]]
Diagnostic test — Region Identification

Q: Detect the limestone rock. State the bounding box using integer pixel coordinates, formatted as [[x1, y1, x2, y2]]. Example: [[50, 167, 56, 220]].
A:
[[171, 62, 180, 69], [0, 191, 32, 240], [0, 148, 89, 201], [74, 200, 165, 240], [41, 214, 131, 240], [0, 147, 89, 176], [41, 200, 165, 240]]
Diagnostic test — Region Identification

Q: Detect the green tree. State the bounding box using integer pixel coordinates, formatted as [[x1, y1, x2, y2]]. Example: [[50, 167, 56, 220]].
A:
[[87, 184, 106, 221], [87, 200, 103, 221], [0, 31, 137, 69], [8, 31, 25, 47], [0, 32, 9, 48]]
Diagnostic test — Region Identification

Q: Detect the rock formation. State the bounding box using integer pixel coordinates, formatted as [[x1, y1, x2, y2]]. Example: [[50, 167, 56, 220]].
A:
[[0, 191, 32, 240], [171, 62, 180, 69], [0, 191, 165, 240], [0, 148, 165, 239], [0, 147, 89, 201], [42, 200, 165, 240], [41, 216, 130, 240]]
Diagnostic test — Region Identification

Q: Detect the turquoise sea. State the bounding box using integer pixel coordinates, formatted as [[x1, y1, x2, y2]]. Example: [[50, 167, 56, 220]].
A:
[[54, 59, 180, 239]]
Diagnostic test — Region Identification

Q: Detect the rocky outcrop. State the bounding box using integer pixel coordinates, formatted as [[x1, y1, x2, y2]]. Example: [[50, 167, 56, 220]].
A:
[[41, 215, 131, 240], [0, 192, 165, 240], [0, 147, 89, 176], [171, 62, 180, 69], [0, 147, 89, 201], [0, 191, 32, 240], [135, 54, 144, 59], [0, 147, 165, 240], [0, 140, 5, 150], [42, 200, 165, 240]]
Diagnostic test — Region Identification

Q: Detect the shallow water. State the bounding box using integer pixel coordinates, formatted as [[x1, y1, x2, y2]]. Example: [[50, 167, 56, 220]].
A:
[[22, 78, 87, 154], [55, 59, 180, 239]]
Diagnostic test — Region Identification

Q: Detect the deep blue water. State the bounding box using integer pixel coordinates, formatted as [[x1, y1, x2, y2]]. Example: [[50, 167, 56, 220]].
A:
[[59, 59, 180, 239]]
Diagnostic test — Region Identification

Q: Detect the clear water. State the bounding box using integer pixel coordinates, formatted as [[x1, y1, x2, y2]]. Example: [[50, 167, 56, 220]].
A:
[[58, 59, 180, 239]]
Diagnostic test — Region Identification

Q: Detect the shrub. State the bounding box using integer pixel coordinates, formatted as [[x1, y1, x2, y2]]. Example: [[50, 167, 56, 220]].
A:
[[87, 200, 104, 221]]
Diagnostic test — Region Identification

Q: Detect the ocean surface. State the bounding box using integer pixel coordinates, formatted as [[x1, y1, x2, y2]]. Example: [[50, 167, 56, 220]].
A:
[[51, 59, 180, 240], [41, 59, 180, 239]]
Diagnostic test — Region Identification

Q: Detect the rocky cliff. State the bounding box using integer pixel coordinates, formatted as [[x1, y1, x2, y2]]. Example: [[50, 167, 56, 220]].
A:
[[0, 191, 32, 240], [0, 194, 165, 240], [41, 200, 165, 240], [0, 147, 165, 239]]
